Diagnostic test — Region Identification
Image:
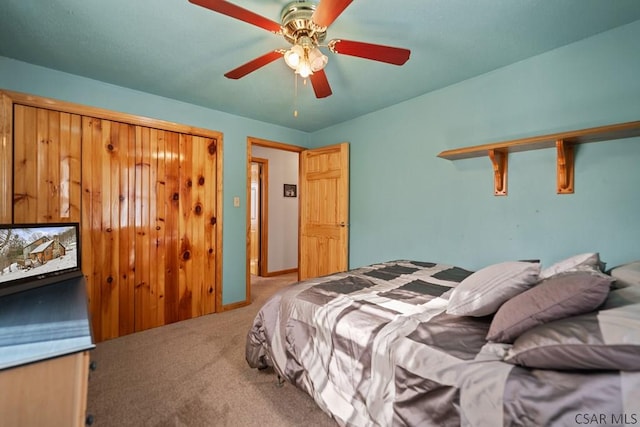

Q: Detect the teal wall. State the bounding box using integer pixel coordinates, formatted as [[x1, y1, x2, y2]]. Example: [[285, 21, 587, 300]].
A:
[[0, 56, 309, 305], [2, 19, 639, 305], [310, 20, 640, 271]]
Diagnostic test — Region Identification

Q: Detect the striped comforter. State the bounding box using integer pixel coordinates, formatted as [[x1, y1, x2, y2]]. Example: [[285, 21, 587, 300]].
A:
[[246, 260, 640, 426]]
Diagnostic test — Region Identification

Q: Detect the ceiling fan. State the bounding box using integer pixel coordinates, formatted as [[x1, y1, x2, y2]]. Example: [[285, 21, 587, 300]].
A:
[[188, 0, 411, 98]]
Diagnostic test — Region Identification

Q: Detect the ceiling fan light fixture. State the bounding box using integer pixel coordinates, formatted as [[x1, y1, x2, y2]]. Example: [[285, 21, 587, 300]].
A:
[[309, 47, 328, 72], [285, 42, 327, 77], [284, 44, 304, 69], [296, 53, 313, 78]]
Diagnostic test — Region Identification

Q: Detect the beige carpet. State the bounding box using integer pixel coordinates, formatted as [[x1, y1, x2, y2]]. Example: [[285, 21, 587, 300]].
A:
[[86, 273, 337, 427]]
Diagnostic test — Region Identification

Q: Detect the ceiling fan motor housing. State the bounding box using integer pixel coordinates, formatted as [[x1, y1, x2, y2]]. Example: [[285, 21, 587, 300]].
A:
[[280, 1, 327, 45]]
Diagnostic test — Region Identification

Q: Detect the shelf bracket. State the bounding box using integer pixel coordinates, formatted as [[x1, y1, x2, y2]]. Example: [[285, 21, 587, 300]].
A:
[[556, 139, 574, 194], [488, 148, 508, 196]]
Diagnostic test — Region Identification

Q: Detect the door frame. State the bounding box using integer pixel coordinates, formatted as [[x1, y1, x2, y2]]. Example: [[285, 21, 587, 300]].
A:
[[245, 137, 305, 302], [250, 157, 268, 277]]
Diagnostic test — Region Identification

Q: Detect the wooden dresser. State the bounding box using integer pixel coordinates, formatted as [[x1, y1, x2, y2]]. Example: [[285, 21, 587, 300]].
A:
[[0, 276, 95, 427]]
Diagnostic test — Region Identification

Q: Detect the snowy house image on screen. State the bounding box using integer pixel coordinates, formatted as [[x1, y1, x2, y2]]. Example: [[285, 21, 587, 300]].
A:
[[0, 223, 80, 297], [28, 238, 67, 265]]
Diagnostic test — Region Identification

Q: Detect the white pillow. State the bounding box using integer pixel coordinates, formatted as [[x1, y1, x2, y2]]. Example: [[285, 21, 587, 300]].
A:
[[540, 253, 600, 279], [446, 261, 541, 317]]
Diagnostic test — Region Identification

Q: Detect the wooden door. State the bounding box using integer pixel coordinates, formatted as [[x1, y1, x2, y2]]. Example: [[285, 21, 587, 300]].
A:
[[249, 162, 260, 275], [299, 142, 349, 280], [81, 119, 218, 340]]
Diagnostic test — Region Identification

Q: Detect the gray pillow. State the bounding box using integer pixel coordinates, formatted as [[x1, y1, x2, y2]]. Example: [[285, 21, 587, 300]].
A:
[[540, 252, 601, 279], [504, 290, 640, 370], [487, 270, 614, 343], [446, 261, 541, 317]]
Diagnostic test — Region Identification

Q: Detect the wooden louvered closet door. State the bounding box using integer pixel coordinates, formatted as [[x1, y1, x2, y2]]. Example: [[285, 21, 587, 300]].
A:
[[11, 104, 219, 342]]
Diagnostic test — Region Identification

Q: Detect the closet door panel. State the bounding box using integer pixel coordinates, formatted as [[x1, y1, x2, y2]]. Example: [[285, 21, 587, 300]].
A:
[[81, 116, 104, 339], [0, 94, 11, 223], [191, 135, 206, 318], [134, 127, 176, 332], [117, 122, 137, 337], [13, 105, 81, 223], [150, 129, 168, 329], [194, 135, 217, 316], [12, 105, 35, 221], [163, 131, 181, 325], [59, 112, 82, 221], [82, 117, 134, 341], [177, 134, 193, 321], [134, 126, 152, 331], [173, 135, 217, 319], [35, 108, 56, 222], [187, 135, 205, 318]]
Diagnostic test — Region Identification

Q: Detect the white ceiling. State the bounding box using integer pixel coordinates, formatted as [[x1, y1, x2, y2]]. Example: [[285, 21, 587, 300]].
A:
[[2, 0, 640, 132]]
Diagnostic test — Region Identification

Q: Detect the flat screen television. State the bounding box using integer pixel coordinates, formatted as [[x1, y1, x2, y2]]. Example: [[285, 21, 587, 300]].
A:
[[0, 222, 82, 297]]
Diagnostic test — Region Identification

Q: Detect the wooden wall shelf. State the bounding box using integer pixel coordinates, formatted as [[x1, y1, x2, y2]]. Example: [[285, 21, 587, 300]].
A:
[[438, 120, 640, 195]]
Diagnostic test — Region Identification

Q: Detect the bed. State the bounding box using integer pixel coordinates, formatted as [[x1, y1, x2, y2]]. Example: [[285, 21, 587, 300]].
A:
[[246, 256, 640, 426]]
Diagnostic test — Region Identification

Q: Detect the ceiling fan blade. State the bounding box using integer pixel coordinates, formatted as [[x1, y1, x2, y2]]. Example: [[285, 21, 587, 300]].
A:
[[329, 39, 410, 65], [309, 70, 332, 98], [189, 0, 282, 33], [312, 0, 353, 27], [224, 50, 284, 79]]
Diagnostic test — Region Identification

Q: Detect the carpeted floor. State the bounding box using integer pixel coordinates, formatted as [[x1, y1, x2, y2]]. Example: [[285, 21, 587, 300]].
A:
[[86, 273, 337, 427]]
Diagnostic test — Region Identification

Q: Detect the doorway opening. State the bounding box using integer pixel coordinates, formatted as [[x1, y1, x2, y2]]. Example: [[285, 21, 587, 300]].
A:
[[250, 158, 267, 276], [246, 138, 305, 301]]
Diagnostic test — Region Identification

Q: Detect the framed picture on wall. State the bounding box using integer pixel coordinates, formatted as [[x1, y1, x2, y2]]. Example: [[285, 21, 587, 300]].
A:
[[284, 184, 297, 198]]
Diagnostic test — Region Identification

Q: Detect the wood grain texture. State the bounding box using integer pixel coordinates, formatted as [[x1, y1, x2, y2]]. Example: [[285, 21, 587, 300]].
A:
[[81, 121, 221, 341], [178, 134, 193, 321], [13, 105, 82, 223], [438, 120, 640, 160], [164, 131, 181, 324], [116, 122, 136, 336], [152, 129, 166, 328], [13, 105, 37, 222], [299, 143, 349, 280], [0, 351, 90, 427], [0, 94, 12, 222], [4, 90, 223, 343], [13, 105, 81, 223]]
